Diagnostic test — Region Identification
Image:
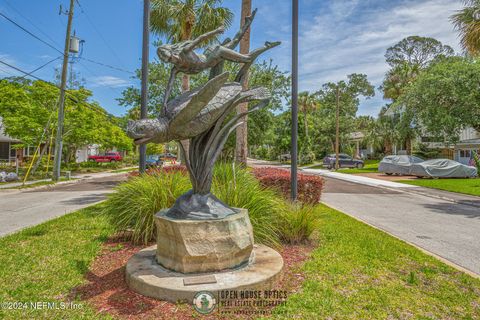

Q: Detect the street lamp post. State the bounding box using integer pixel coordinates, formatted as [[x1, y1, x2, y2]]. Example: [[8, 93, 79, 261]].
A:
[[291, 0, 299, 201], [139, 0, 150, 173]]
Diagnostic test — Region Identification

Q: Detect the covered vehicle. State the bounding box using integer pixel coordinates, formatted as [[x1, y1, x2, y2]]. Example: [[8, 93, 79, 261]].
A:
[[378, 155, 424, 175], [410, 159, 478, 178]]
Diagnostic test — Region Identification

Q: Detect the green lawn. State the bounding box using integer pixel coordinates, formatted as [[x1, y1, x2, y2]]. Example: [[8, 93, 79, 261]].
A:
[[337, 160, 379, 174], [1, 204, 479, 319], [273, 205, 480, 319], [309, 160, 379, 174], [400, 178, 480, 197], [0, 206, 114, 320]]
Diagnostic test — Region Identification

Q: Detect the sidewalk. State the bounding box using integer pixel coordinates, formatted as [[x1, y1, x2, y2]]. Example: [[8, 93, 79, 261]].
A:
[[0, 167, 136, 190], [301, 168, 420, 189]]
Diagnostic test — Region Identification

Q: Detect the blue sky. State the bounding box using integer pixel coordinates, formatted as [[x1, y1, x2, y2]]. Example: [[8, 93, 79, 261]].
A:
[[0, 0, 463, 117]]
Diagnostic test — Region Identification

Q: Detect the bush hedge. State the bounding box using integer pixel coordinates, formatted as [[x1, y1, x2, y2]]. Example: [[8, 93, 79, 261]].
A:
[[252, 167, 323, 204], [102, 164, 321, 246]]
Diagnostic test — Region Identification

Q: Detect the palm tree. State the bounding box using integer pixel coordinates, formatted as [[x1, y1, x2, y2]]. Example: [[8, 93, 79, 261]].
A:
[[150, 0, 233, 92], [235, 0, 252, 165], [451, 0, 480, 56], [150, 0, 233, 160], [298, 91, 318, 140]]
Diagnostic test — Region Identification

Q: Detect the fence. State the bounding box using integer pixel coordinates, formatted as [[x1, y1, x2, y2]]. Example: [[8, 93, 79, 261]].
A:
[[0, 160, 19, 174]]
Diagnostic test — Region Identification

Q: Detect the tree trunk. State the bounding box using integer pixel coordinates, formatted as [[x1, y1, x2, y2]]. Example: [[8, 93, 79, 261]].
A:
[[304, 111, 309, 140], [335, 87, 340, 170], [235, 0, 252, 166]]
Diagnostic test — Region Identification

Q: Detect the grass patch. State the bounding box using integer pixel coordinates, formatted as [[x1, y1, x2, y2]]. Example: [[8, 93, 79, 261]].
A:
[[0, 205, 114, 320], [1, 201, 480, 318], [337, 160, 379, 174], [308, 160, 379, 174], [273, 204, 480, 319], [399, 178, 480, 196]]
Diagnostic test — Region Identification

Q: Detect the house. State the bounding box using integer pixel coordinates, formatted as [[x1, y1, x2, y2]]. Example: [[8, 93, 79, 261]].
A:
[[454, 127, 480, 165], [0, 117, 20, 162], [383, 106, 480, 162]]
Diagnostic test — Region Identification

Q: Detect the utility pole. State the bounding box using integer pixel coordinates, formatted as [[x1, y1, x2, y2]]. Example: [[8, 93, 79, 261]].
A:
[[53, 0, 74, 181], [139, 0, 150, 173], [291, 0, 299, 201], [335, 86, 340, 170]]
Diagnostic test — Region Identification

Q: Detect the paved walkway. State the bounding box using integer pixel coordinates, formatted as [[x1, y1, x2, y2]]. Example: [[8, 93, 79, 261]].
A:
[[0, 172, 128, 237], [302, 168, 420, 189]]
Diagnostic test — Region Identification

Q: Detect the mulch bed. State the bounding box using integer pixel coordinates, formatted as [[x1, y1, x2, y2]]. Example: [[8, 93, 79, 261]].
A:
[[71, 235, 314, 319]]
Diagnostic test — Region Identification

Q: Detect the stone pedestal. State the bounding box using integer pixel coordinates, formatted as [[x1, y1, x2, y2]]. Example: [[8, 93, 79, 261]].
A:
[[155, 208, 254, 273]]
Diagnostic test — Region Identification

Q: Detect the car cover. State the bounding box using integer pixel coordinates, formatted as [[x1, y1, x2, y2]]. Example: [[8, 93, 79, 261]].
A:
[[378, 155, 424, 175], [410, 159, 478, 178]]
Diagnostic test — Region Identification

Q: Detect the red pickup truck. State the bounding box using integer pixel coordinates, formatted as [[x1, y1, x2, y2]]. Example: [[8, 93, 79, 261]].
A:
[[88, 152, 123, 163]]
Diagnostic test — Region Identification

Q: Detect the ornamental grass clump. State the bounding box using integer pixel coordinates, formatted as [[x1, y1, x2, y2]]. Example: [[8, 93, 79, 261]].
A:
[[102, 171, 191, 244], [102, 164, 321, 246]]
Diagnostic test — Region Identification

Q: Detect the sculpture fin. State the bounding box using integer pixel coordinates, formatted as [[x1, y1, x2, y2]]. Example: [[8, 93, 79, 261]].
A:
[[169, 72, 230, 128]]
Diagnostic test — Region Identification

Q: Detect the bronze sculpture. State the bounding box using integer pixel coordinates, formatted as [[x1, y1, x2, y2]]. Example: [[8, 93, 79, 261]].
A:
[[127, 9, 280, 220]]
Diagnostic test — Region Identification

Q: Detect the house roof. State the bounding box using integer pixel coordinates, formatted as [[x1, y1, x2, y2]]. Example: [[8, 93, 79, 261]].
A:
[[0, 117, 20, 143], [455, 138, 480, 148]]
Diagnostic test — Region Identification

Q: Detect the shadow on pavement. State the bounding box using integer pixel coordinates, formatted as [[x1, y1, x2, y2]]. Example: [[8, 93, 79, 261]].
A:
[[421, 202, 480, 219], [60, 194, 107, 205]]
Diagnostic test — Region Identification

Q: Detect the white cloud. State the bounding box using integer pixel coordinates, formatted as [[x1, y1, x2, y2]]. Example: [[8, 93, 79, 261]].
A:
[[0, 53, 18, 77], [90, 75, 130, 88], [257, 0, 463, 117]]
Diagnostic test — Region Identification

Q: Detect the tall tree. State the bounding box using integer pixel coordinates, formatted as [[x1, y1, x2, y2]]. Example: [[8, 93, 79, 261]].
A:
[[150, 0, 233, 161], [451, 0, 480, 56], [397, 56, 480, 144], [385, 36, 454, 69], [150, 0, 233, 93], [235, 0, 252, 165], [316, 74, 374, 169], [298, 91, 318, 140]]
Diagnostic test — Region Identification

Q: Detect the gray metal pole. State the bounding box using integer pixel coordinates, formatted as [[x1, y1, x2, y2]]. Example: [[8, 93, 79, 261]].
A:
[[291, 0, 299, 201], [52, 0, 74, 181], [139, 0, 150, 173]]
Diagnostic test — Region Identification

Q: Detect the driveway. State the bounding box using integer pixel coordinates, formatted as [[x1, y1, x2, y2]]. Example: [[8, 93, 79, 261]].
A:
[[0, 173, 128, 237], [321, 176, 480, 276]]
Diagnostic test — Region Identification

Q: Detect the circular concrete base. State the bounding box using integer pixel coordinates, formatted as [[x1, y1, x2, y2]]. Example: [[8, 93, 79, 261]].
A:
[[125, 244, 283, 303]]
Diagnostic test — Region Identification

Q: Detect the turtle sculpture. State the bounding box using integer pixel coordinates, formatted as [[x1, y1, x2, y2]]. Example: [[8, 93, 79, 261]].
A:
[[127, 9, 280, 220]]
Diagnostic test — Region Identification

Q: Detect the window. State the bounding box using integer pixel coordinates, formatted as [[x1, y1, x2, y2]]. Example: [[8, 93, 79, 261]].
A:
[[460, 150, 472, 158]]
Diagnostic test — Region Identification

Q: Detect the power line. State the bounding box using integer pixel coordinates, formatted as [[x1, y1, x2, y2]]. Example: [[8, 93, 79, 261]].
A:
[[0, 58, 115, 119], [1, 0, 62, 49], [0, 10, 133, 75], [75, 0, 127, 71], [79, 57, 134, 74], [0, 11, 63, 55], [19, 56, 62, 80]]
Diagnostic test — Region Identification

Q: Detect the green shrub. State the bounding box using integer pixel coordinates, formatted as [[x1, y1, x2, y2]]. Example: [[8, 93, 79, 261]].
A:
[[212, 163, 284, 248], [102, 163, 320, 247], [102, 171, 190, 244], [278, 204, 321, 244]]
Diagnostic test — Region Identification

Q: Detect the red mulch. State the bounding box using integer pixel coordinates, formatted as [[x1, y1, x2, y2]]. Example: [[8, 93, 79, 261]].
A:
[[71, 235, 313, 320]]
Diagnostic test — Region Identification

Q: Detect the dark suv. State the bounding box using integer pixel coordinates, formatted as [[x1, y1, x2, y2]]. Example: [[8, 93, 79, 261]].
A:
[[323, 153, 364, 169]]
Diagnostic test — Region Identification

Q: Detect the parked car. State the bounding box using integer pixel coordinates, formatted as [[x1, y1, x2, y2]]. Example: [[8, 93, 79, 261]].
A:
[[279, 153, 291, 162], [88, 152, 123, 163], [410, 159, 478, 178], [146, 155, 164, 168], [322, 153, 364, 169], [378, 155, 424, 175], [159, 153, 177, 161]]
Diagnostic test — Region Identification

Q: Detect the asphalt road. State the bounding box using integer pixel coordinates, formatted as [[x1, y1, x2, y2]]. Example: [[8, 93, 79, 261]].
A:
[[0, 174, 127, 237], [322, 177, 480, 276]]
